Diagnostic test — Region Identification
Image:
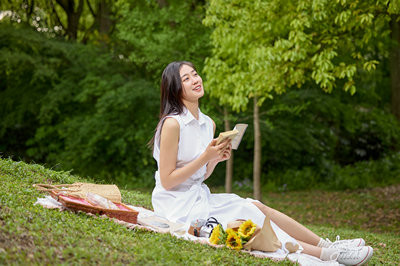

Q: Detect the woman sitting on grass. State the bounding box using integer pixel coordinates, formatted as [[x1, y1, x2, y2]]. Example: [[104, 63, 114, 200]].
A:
[[150, 61, 373, 265]]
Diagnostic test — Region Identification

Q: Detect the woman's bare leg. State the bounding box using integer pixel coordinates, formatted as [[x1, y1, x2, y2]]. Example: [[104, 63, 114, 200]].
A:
[[297, 240, 322, 258], [253, 202, 320, 245]]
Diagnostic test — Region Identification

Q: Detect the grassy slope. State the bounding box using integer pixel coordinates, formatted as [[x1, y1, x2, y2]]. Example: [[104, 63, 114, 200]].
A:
[[0, 158, 399, 265]]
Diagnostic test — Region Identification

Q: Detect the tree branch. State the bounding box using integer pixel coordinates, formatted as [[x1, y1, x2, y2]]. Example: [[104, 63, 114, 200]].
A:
[[28, 0, 34, 18], [55, 0, 69, 12], [86, 0, 96, 17], [50, 1, 66, 30], [77, 0, 84, 16]]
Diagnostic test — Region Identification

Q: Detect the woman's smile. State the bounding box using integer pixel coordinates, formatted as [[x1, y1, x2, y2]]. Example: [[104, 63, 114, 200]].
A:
[[193, 84, 202, 92]]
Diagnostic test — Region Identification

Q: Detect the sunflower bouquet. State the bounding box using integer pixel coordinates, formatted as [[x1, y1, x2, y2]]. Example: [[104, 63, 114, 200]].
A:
[[209, 219, 257, 250]]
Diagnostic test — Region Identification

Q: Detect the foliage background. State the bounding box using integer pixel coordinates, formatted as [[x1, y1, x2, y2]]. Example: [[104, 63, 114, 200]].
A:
[[1, 0, 400, 192]]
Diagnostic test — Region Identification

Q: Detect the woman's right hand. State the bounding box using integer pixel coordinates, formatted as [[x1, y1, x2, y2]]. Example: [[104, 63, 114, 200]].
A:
[[204, 139, 230, 162]]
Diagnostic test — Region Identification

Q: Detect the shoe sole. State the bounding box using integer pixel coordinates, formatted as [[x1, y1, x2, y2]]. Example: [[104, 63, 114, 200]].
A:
[[355, 246, 373, 266]]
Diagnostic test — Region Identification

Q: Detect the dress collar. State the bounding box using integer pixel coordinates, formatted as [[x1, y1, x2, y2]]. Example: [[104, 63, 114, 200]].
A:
[[181, 107, 206, 125]]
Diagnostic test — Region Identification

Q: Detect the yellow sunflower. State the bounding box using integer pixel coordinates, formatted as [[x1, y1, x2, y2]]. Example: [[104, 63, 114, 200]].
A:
[[225, 228, 243, 250], [209, 224, 226, 245], [238, 219, 257, 240]]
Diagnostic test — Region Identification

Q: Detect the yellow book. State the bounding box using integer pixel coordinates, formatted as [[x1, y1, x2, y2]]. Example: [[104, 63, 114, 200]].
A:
[[216, 123, 248, 150]]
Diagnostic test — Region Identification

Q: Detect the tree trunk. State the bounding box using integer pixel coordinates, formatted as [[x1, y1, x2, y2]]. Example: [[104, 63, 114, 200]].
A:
[[224, 107, 233, 193], [23, 0, 35, 23], [95, 0, 112, 35], [157, 0, 168, 8], [67, 11, 80, 40], [56, 0, 84, 40], [391, 15, 400, 121], [253, 97, 262, 201]]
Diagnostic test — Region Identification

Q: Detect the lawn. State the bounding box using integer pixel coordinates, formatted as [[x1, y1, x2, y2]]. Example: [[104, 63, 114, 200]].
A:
[[0, 158, 399, 265]]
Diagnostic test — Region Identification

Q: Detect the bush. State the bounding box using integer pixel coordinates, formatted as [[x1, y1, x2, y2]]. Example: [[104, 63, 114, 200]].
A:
[[264, 152, 400, 191], [226, 88, 400, 191], [0, 23, 159, 186]]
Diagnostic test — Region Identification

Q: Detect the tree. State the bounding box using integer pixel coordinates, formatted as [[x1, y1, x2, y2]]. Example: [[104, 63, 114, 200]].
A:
[[265, 0, 400, 119], [116, 0, 210, 81], [204, 0, 400, 198], [0, 0, 117, 43], [204, 1, 280, 200], [391, 11, 400, 120], [223, 107, 233, 193], [53, 0, 85, 40], [0, 1, 212, 187], [0, 23, 161, 187]]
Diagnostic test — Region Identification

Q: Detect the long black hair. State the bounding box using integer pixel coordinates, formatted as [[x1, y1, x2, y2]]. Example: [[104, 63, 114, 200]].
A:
[[148, 61, 196, 149]]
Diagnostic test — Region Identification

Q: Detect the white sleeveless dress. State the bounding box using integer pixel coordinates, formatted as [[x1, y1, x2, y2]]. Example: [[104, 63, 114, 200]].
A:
[[151, 108, 300, 252]]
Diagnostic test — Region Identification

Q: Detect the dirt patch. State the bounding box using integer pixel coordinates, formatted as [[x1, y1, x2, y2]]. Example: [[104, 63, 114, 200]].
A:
[[0, 205, 10, 226], [0, 229, 36, 253]]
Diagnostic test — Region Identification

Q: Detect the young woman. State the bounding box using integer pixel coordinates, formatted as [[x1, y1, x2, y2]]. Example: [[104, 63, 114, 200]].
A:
[[150, 61, 373, 265]]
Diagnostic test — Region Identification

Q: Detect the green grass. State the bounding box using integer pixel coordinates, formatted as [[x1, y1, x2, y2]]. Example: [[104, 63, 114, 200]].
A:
[[1, 158, 399, 265], [210, 185, 400, 235]]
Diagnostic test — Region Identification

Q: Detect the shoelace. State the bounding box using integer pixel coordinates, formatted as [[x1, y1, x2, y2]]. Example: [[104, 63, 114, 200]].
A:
[[329, 247, 363, 261], [337, 247, 363, 260], [327, 235, 355, 248], [326, 235, 341, 244]]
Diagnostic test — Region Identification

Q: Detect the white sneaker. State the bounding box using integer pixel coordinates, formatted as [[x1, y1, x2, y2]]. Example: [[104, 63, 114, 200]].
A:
[[326, 235, 365, 249], [330, 246, 373, 266]]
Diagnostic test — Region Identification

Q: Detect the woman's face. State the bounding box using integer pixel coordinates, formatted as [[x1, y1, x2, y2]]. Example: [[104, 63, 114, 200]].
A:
[[179, 64, 204, 102]]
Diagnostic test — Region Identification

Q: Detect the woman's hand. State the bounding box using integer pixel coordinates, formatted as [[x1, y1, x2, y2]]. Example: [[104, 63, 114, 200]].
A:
[[204, 141, 232, 180], [217, 143, 232, 162], [204, 139, 231, 162]]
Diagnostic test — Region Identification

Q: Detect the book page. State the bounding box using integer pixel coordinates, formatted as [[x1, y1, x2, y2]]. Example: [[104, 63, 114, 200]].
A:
[[231, 124, 248, 150]]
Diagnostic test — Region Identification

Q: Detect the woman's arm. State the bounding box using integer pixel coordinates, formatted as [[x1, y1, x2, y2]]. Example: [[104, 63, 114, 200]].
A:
[[204, 160, 218, 180], [159, 118, 228, 190]]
